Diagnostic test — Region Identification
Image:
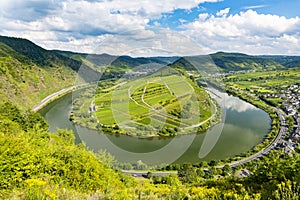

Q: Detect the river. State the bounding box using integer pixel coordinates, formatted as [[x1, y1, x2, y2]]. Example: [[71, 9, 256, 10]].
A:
[[39, 88, 270, 166]]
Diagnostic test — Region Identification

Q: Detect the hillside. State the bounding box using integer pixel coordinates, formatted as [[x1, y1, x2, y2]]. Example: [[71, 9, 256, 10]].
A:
[[0, 36, 77, 109], [55, 49, 299, 74], [1, 35, 299, 110], [209, 52, 285, 71], [259, 55, 300, 68], [0, 36, 81, 70], [54, 50, 176, 80], [53, 50, 178, 67], [0, 102, 137, 199]]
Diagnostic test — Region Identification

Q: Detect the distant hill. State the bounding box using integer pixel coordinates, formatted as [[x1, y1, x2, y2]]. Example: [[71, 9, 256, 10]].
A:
[[0, 36, 81, 71], [53, 50, 176, 79], [166, 52, 291, 73], [53, 50, 177, 68], [55, 49, 299, 73], [1, 35, 299, 109], [209, 52, 285, 71], [259, 55, 300, 68]]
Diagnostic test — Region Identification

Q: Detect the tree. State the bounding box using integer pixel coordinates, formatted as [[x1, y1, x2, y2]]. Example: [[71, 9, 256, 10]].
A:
[[198, 161, 208, 168], [23, 110, 49, 131], [178, 164, 197, 183], [0, 102, 23, 124], [196, 168, 205, 178], [55, 129, 75, 144], [0, 117, 22, 135], [209, 160, 218, 167], [222, 164, 232, 176], [136, 160, 147, 170], [273, 181, 300, 200], [146, 172, 152, 179]]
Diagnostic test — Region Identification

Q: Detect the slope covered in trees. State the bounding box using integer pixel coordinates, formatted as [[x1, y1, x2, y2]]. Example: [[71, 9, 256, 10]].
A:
[[209, 52, 285, 71], [0, 37, 77, 109], [0, 102, 137, 199], [0, 36, 81, 70], [259, 55, 300, 68]]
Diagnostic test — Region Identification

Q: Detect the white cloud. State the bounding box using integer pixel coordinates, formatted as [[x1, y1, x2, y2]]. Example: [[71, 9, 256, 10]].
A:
[[243, 5, 267, 10], [0, 0, 218, 53], [199, 13, 210, 21], [181, 10, 300, 55], [0, 1, 299, 56], [216, 8, 230, 17], [92, 29, 210, 57], [0, 0, 222, 55]]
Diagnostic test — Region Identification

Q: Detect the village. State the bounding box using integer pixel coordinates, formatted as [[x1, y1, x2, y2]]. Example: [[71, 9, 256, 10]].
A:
[[264, 84, 300, 153]]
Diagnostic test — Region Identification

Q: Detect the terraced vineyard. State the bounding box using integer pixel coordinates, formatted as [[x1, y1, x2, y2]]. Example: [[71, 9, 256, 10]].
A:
[[72, 68, 217, 137]]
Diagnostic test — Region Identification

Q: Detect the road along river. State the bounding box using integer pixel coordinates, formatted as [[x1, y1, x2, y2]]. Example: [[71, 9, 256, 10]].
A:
[[39, 88, 271, 166]]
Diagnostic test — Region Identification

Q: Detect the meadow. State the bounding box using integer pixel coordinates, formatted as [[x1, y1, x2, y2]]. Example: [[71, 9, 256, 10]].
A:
[[224, 68, 300, 92]]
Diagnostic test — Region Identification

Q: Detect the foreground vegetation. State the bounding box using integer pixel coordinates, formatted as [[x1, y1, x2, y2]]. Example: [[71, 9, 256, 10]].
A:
[[1, 102, 299, 199]]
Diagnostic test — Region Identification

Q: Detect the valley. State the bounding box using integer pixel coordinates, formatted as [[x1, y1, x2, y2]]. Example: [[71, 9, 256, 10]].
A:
[[0, 36, 299, 199]]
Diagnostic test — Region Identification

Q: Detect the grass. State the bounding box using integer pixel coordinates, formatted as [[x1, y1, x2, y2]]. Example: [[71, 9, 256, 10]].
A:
[[224, 68, 300, 111], [225, 68, 300, 90]]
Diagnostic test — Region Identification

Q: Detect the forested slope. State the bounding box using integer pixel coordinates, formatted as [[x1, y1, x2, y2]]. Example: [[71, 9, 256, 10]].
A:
[[0, 36, 77, 109]]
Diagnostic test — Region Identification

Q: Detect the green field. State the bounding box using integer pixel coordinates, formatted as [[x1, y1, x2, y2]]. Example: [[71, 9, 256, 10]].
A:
[[223, 68, 300, 106], [224, 68, 300, 91], [73, 69, 216, 137]]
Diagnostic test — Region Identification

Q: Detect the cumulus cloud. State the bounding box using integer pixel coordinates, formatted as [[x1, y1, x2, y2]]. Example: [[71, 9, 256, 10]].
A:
[[216, 8, 230, 17], [0, 0, 59, 21], [181, 9, 300, 55], [0, 0, 299, 56], [0, 0, 220, 54], [92, 29, 211, 57]]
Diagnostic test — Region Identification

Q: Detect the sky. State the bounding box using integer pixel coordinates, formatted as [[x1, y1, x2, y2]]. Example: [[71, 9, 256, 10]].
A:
[[0, 0, 300, 56]]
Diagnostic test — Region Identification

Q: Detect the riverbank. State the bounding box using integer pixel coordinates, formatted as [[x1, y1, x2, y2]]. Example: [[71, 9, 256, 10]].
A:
[[32, 84, 93, 112], [70, 98, 222, 138], [38, 83, 271, 167], [32, 86, 76, 112], [219, 87, 285, 167]]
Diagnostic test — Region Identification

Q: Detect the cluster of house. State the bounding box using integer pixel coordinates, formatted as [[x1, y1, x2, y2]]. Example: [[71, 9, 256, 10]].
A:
[[124, 64, 170, 79], [124, 71, 149, 78], [281, 138, 297, 154], [281, 84, 300, 144], [282, 84, 300, 115], [266, 84, 300, 153], [208, 69, 255, 77]]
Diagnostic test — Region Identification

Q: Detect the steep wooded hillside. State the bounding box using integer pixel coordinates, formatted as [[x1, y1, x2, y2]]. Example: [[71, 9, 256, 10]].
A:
[[0, 36, 77, 109]]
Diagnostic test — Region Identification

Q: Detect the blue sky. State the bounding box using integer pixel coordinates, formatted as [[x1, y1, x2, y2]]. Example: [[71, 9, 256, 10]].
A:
[[150, 0, 300, 29], [0, 0, 299, 56]]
